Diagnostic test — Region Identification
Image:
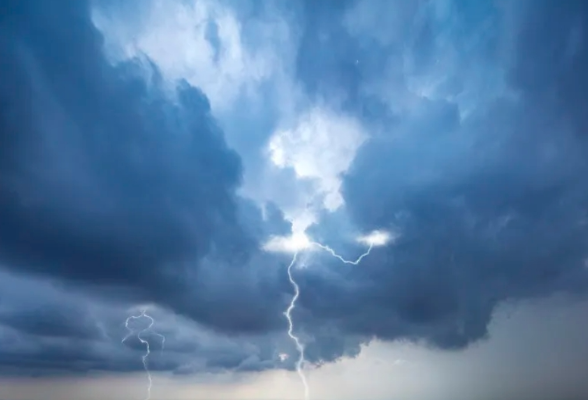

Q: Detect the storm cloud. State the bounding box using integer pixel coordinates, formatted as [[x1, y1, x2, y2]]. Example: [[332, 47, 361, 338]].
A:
[[1, 0, 588, 379], [0, 0, 293, 327], [296, 0, 588, 353], [0, 0, 289, 372]]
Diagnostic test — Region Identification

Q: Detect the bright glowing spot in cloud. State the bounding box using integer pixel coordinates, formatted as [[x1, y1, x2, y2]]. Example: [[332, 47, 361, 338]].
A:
[[356, 230, 397, 247], [263, 232, 312, 253], [263, 229, 396, 254]]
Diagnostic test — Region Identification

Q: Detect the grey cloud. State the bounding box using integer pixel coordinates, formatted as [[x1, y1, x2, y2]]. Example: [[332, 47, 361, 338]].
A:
[[0, 0, 299, 374], [295, 0, 360, 105], [0, 270, 290, 376], [0, 304, 103, 341], [321, 0, 588, 350], [3, 0, 588, 379], [0, 0, 298, 336], [0, 0, 242, 278], [244, 0, 588, 365]]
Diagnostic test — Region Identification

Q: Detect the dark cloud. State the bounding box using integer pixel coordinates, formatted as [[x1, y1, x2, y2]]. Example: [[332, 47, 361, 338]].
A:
[[0, 0, 296, 373], [308, 0, 588, 350], [0, 303, 102, 341], [0, 271, 292, 376], [0, 0, 297, 333], [295, 0, 359, 103], [234, 0, 588, 363], [2, 0, 588, 379]]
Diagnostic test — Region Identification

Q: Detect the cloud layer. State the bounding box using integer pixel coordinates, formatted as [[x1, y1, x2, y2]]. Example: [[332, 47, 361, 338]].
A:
[[1, 0, 588, 379]]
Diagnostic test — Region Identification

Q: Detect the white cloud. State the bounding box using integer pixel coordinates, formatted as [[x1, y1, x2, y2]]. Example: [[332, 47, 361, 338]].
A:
[[92, 0, 284, 112], [268, 107, 367, 213]]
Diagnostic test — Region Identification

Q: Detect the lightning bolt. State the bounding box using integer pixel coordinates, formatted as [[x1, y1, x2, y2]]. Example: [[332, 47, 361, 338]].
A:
[[310, 241, 373, 264], [122, 308, 165, 400], [283, 241, 376, 400], [284, 252, 310, 400]]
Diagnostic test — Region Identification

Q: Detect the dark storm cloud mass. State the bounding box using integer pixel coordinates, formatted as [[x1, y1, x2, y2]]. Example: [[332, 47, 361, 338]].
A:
[[0, 271, 289, 376], [0, 0, 298, 330], [0, 0, 292, 373], [293, 0, 588, 355], [0, 0, 244, 278], [3, 0, 588, 378]]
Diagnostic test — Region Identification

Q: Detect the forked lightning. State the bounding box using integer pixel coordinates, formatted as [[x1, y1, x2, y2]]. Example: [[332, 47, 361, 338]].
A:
[[122, 308, 165, 400], [277, 229, 394, 400]]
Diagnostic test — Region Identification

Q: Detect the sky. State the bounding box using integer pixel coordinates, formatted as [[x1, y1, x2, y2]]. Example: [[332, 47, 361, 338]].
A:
[[1, 0, 588, 399]]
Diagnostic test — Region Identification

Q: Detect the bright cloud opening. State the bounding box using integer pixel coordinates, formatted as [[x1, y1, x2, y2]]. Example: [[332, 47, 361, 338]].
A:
[[267, 107, 367, 212], [92, 0, 281, 112]]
